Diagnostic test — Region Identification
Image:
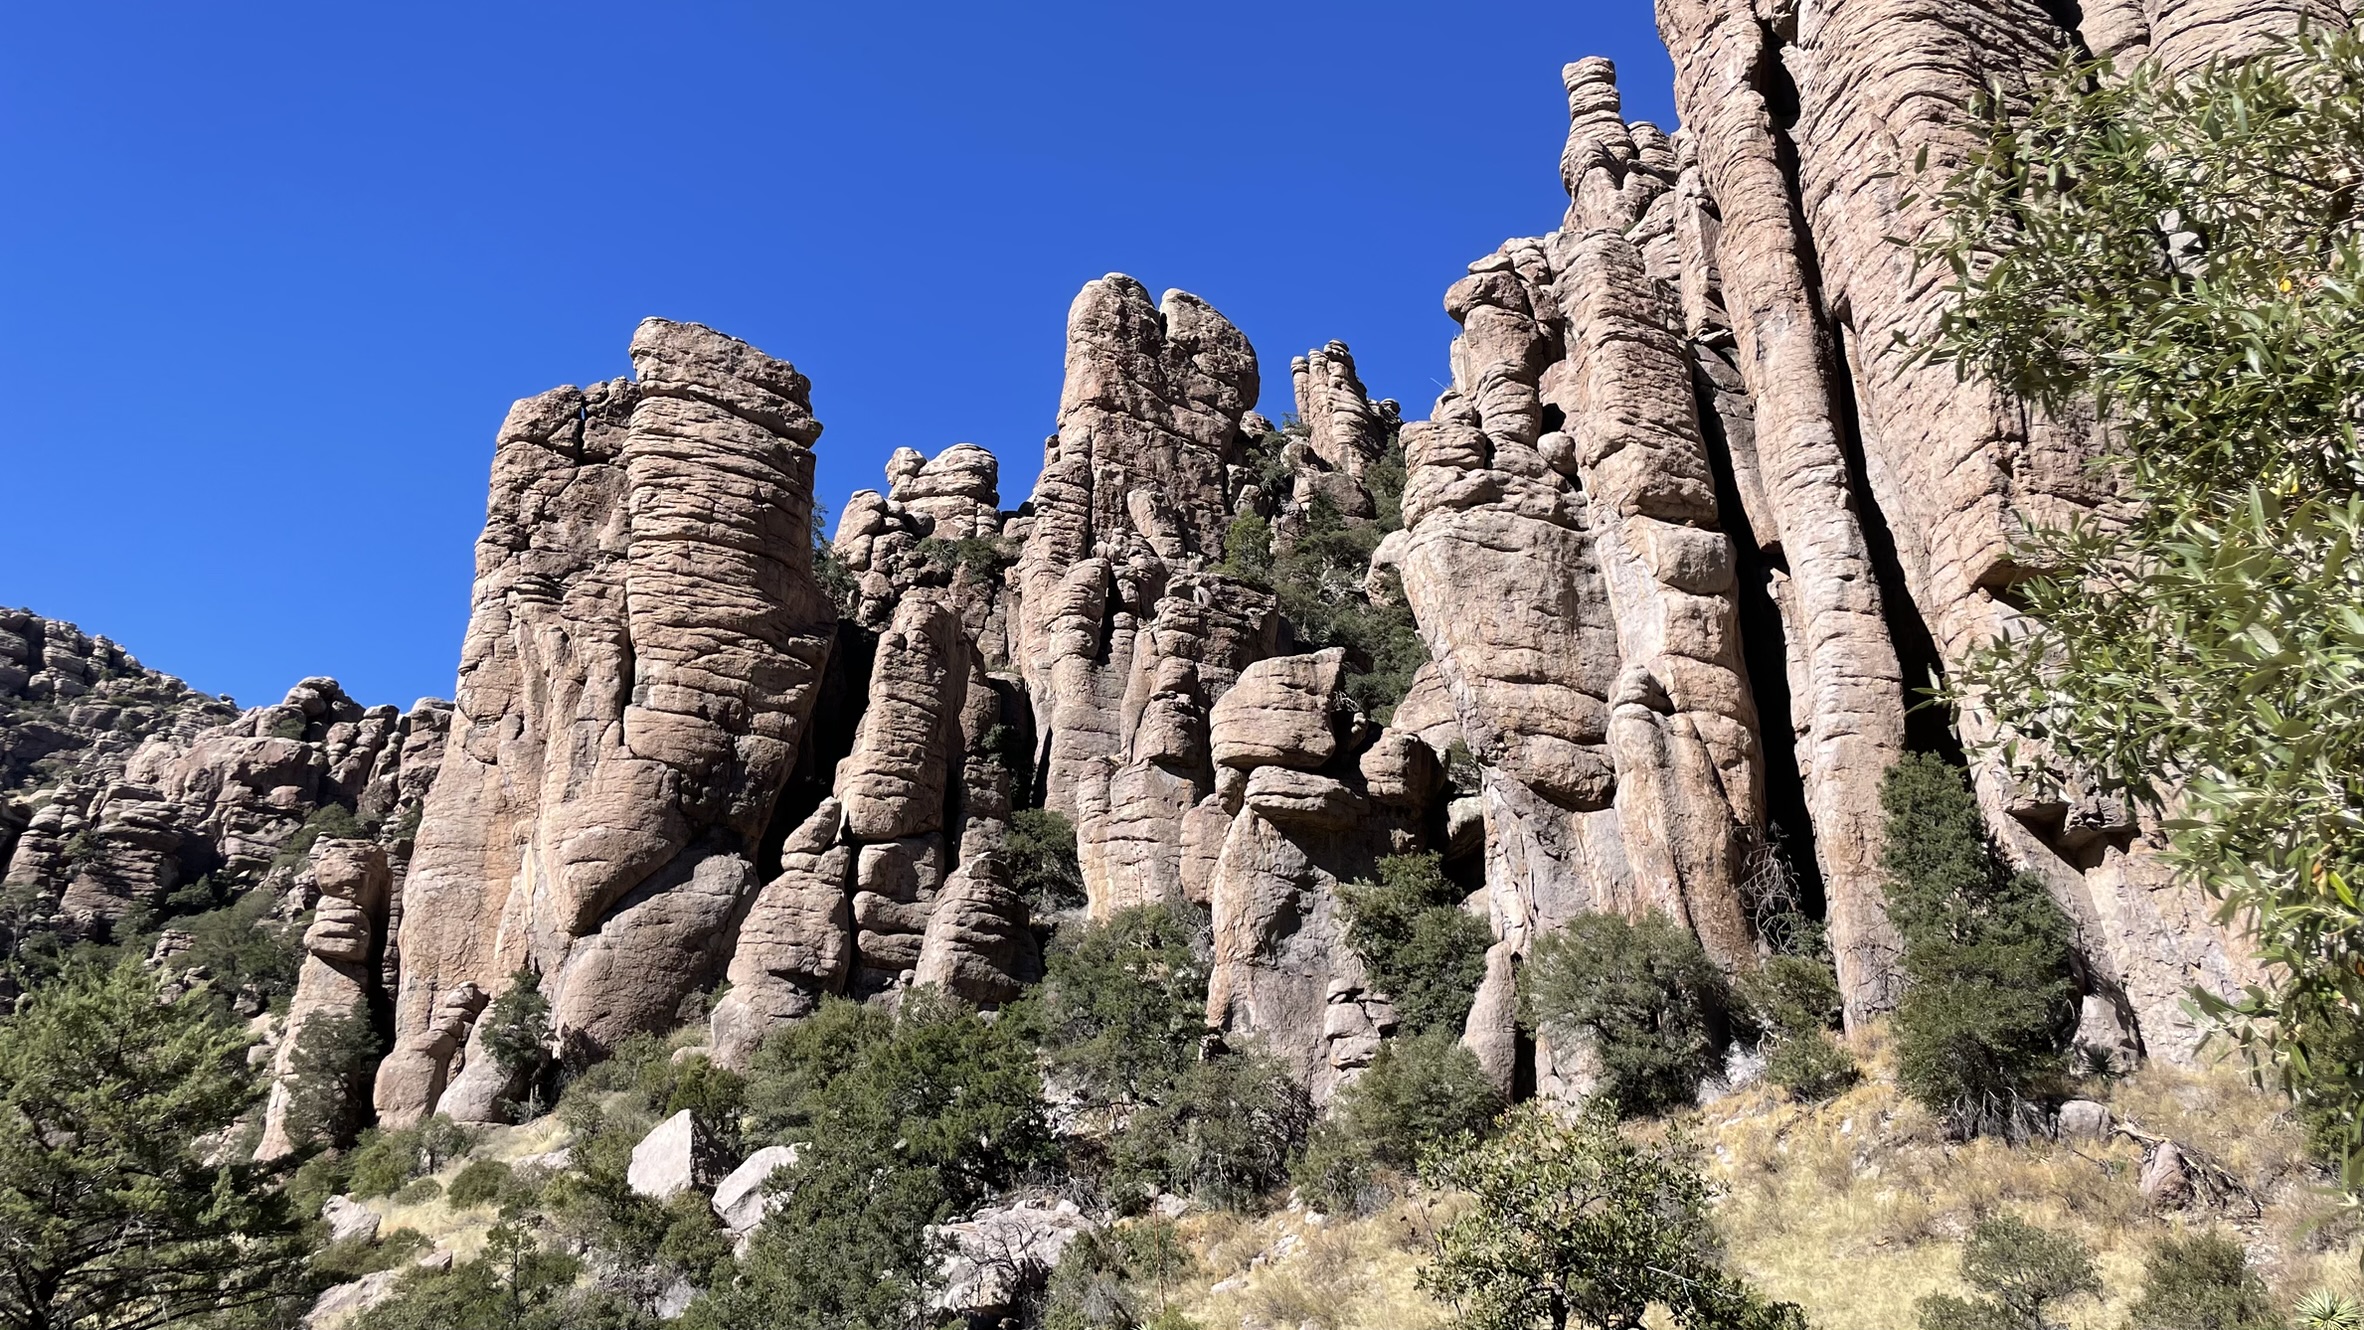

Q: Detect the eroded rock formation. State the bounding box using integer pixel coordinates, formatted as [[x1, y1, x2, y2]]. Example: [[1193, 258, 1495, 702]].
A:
[[8, 0, 2327, 1133], [2, 666, 448, 947], [378, 318, 839, 1123]]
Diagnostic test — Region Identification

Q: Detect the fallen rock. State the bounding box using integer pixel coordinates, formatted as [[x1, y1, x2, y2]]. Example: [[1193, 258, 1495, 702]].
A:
[[2140, 1142, 2192, 1207], [712, 1144, 802, 1235], [304, 1268, 403, 1329], [628, 1109, 714, 1201], [321, 1194, 381, 1245], [933, 1197, 1095, 1317], [2057, 1099, 2111, 1142]]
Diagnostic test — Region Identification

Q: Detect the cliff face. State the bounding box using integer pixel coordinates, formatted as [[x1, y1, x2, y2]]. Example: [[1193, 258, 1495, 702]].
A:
[[1647, 0, 2333, 1056], [5, 0, 2329, 1126]]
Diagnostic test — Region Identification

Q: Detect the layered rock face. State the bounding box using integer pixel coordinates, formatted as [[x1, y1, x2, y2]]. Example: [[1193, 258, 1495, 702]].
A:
[[0, 611, 239, 801], [1012, 276, 1277, 920], [377, 319, 840, 1122]]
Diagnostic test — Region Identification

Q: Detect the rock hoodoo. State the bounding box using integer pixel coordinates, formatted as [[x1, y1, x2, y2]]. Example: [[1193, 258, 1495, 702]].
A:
[[7, 0, 2328, 1135]]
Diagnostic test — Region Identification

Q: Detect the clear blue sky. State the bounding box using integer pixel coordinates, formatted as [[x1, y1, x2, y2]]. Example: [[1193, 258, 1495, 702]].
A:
[[3, 2, 1673, 710]]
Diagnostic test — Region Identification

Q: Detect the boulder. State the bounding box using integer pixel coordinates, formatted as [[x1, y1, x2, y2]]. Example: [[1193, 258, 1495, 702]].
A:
[[712, 1144, 802, 1235], [628, 1110, 713, 1201], [933, 1198, 1095, 1318], [913, 857, 1036, 1005], [2057, 1100, 2111, 1142], [1209, 651, 1348, 772], [321, 1195, 381, 1245]]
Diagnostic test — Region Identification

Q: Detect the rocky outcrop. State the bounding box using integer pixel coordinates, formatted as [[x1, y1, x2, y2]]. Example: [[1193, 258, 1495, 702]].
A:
[[1200, 650, 1410, 1100], [1012, 276, 1275, 920], [13, 0, 2313, 1131], [257, 838, 395, 1159], [2, 668, 448, 946], [0, 610, 238, 802], [377, 319, 838, 1124], [1649, 0, 2321, 1051], [1379, 63, 1777, 1082]]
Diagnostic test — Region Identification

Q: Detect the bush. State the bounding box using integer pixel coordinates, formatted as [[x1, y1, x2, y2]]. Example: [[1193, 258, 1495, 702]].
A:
[[912, 535, 1014, 578], [352, 1220, 649, 1330], [1337, 852, 1490, 1038], [345, 1116, 478, 1200], [1418, 1103, 1806, 1330], [740, 998, 894, 1145], [1039, 1219, 1199, 1330], [390, 1177, 443, 1205], [1915, 1215, 2099, 1330], [279, 1005, 384, 1152], [267, 802, 371, 873], [446, 1159, 517, 1210], [1293, 1027, 1503, 1213], [1108, 1051, 1312, 1211], [311, 1227, 431, 1284], [1007, 808, 1086, 915], [1273, 498, 1426, 720], [2129, 1232, 2280, 1330], [1881, 754, 2077, 1132], [1522, 910, 1731, 1117], [694, 991, 1052, 1328], [540, 1096, 731, 1303], [179, 885, 303, 1009], [1740, 955, 1860, 1101], [1216, 489, 1427, 719], [1216, 512, 1275, 584], [813, 543, 859, 617]]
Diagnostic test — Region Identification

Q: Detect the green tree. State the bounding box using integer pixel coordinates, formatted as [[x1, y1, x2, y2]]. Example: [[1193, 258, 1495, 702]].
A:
[[479, 968, 553, 1114], [1520, 910, 1731, 1117], [1039, 1219, 1199, 1330], [1007, 808, 1087, 915], [352, 1219, 650, 1330], [1293, 1027, 1503, 1213], [697, 990, 1053, 1329], [179, 885, 304, 1012], [1338, 852, 1491, 1038], [1914, 1215, 2099, 1330], [1417, 1104, 1806, 1330], [1915, 29, 2364, 1192], [1011, 904, 1210, 1109], [0, 961, 309, 1330], [277, 1004, 383, 1152], [1107, 1050, 1312, 1211], [1880, 754, 2076, 1132], [1739, 955, 1860, 1101]]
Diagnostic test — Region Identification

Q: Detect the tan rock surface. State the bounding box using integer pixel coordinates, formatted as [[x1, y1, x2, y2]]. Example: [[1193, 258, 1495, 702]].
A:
[[380, 319, 836, 1122]]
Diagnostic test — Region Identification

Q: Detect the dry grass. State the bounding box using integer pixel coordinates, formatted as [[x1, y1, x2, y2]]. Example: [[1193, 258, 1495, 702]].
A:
[[359, 1113, 574, 1261], [1702, 1026, 2362, 1330], [1167, 1194, 1461, 1330]]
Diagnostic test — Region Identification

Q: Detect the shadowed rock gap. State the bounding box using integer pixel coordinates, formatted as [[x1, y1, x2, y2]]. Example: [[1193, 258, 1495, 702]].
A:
[[1694, 357, 1829, 927], [1830, 319, 1968, 767]]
